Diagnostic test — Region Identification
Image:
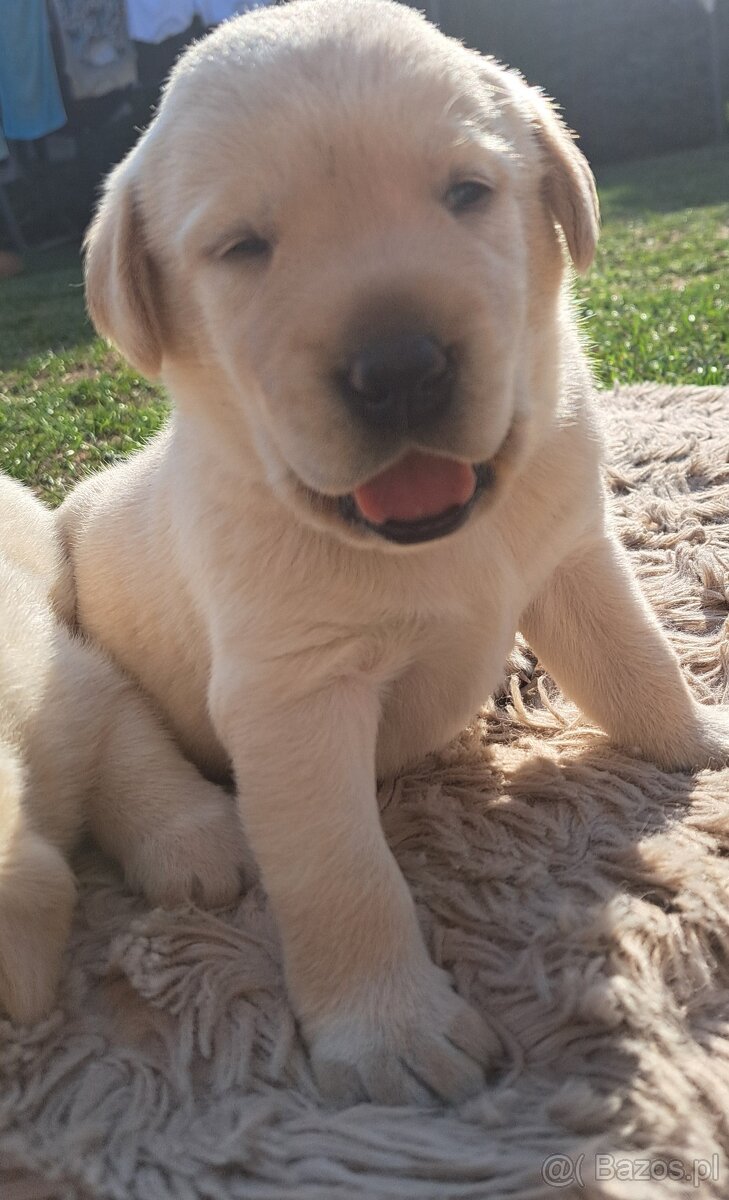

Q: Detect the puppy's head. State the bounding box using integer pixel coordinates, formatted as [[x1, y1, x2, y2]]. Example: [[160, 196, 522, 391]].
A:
[[86, 0, 598, 549]]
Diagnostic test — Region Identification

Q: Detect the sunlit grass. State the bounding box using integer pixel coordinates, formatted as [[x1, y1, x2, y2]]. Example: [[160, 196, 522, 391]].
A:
[[0, 247, 167, 503], [576, 144, 728, 386]]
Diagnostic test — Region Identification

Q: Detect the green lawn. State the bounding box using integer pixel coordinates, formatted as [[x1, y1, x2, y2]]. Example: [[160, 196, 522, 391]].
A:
[[579, 145, 728, 387], [0, 143, 727, 503], [0, 247, 167, 503]]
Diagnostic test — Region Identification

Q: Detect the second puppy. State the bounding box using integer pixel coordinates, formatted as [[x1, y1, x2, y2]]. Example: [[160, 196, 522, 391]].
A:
[[0, 474, 248, 1024]]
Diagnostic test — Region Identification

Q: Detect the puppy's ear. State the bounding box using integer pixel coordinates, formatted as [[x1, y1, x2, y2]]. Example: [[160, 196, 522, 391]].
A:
[[523, 86, 600, 273], [85, 160, 164, 378]]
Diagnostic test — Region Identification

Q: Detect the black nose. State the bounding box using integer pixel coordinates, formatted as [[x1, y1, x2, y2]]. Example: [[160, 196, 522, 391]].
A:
[[343, 334, 452, 430]]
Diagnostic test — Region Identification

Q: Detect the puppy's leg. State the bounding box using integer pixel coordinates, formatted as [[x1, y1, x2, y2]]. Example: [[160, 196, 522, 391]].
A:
[[84, 659, 253, 908], [214, 675, 497, 1105], [0, 746, 76, 1023], [520, 529, 729, 770]]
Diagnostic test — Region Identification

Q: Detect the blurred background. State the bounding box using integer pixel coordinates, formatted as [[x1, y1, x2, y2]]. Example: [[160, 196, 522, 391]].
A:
[[0, 0, 727, 251], [413, 0, 729, 164]]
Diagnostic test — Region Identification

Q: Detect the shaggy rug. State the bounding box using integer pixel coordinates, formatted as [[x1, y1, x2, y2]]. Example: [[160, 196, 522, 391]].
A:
[[2, 383, 729, 1200]]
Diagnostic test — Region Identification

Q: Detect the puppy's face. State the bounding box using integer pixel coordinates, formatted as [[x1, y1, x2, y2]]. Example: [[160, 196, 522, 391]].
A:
[[86, 0, 598, 549]]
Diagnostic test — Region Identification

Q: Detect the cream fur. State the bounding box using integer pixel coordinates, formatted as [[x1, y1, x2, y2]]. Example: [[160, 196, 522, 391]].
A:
[[0, 475, 250, 1024], [54, 0, 729, 1103]]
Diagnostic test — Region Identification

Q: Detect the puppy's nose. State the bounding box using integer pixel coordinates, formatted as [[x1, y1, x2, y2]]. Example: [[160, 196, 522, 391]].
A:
[[344, 334, 452, 429]]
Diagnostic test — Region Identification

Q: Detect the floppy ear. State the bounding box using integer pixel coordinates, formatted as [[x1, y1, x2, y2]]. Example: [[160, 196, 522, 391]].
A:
[[84, 159, 165, 378], [524, 86, 600, 273]]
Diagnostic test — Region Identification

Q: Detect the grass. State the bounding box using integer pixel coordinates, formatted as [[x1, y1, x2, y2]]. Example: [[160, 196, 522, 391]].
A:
[[0, 143, 727, 502], [577, 144, 729, 387], [0, 248, 167, 503]]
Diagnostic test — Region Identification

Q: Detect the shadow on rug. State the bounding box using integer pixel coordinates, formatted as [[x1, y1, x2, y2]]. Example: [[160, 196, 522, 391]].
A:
[[2, 385, 728, 1199]]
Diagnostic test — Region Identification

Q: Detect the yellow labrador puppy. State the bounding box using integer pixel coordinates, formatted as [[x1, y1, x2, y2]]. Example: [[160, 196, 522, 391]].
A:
[[58, 0, 729, 1102], [0, 475, 248, 1023]]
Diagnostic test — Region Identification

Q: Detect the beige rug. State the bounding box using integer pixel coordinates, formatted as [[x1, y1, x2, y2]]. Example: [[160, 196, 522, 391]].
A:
[[2, 384, 729, 1200]]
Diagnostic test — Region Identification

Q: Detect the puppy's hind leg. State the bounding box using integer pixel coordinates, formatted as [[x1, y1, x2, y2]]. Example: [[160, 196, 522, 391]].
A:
[[84, 658, 253, 909], [0, 746, 76, 1024]]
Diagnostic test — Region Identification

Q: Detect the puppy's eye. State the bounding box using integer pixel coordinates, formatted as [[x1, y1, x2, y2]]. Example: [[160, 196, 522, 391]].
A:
[[444, 179, 492, 214], [223, 234, 272, 262]]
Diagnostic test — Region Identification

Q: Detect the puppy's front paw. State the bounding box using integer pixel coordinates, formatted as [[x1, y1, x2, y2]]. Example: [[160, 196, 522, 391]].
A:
[[124, 789, 255, 909], [305, 963, 499, 1106], [0, 834, 76, 1024], [691, 705, 729, 770], [651, 704, 729, 772]]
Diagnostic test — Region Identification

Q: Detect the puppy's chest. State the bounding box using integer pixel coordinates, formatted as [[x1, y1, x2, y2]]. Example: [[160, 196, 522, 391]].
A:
[[375, 606, 516, 775]]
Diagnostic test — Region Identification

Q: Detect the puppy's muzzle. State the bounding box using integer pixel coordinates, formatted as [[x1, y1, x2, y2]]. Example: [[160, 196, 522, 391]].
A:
[[341, 333, 453, 432]]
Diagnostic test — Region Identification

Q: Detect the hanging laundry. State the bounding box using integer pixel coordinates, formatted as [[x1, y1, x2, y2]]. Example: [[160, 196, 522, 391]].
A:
[[125, 0, 197, 44], [0, 0, 66, 140], [50, 0, 138, 101], [195, 0, 274, 26]]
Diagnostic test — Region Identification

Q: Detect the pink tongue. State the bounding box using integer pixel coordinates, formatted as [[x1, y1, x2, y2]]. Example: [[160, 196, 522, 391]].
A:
[[353, 451, 476, 525]]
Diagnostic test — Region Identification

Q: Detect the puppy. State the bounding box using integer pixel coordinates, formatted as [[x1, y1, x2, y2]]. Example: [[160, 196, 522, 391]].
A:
[[0, 474, 248, 1024], [57, 0, 729, 1102]]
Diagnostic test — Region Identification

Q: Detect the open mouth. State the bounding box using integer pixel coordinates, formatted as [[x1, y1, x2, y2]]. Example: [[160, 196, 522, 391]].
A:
[[337, 450, 494, 545]]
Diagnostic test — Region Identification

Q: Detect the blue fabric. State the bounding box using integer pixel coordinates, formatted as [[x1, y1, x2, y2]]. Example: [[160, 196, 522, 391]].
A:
[[0, 0, 66, 140]]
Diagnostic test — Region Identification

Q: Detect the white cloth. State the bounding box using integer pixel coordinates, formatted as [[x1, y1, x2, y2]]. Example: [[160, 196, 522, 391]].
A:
[[195, 0, 272, 26], [126, 0, 272, 43], [125, 0, 196, 44]]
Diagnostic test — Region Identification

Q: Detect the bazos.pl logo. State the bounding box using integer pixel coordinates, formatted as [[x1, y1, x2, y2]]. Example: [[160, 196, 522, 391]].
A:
[[541, 1152, 721, 1189]]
